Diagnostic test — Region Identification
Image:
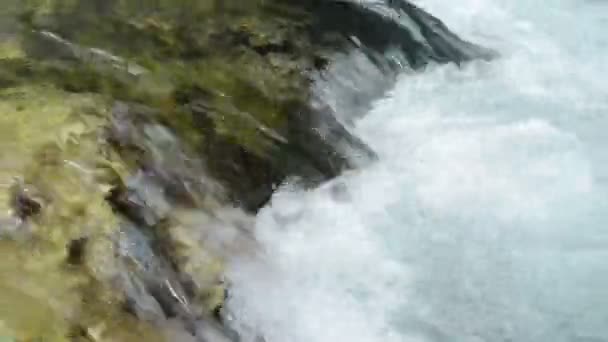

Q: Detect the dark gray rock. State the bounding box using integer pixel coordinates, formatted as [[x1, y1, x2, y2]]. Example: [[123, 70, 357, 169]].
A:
[[115, 223, 239, 342], [307, 0, 497, 122], [306, 0, 495, 65]]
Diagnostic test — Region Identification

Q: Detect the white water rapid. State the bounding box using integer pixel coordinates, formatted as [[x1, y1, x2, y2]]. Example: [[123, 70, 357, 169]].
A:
[[226, 1, 608, 341]]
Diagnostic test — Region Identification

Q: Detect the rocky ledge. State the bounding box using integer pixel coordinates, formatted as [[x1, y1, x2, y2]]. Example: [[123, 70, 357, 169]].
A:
[[0, 1, 493, 341]]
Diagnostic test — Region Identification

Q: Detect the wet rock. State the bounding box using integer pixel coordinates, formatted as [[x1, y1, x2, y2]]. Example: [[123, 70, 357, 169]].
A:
[[23, 29, 148, 80], [14, 1, 378, 211], [13, 0, 495, 214], [304, 0, 498, 122], [282, 0, 495, 65], [286, 103, 378, 176], [0, 1, 498, 340], [104, 102, 256, 339], [107, 101, 225, 215], [115, 220, 244, 342], [187, 97, 369, 211], [0, 82, 171, 341], [116, 224, 191, 320]]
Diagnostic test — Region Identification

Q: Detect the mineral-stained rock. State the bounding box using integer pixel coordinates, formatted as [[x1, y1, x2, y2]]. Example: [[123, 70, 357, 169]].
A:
[[0, 83, 236, 341]]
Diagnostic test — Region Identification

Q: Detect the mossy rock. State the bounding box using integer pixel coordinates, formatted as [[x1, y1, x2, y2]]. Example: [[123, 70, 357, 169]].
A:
[[0, 83, 174, 341], [0, 0, 495, 340], [0, 0, 383, 335], [10, 2, 314, 209], [0, 84, 108, 213], [0, 39, 24, 60]]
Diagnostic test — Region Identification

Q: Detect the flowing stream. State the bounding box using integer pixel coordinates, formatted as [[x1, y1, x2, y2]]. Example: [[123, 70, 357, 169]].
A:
[[226, 1, 608, 341]]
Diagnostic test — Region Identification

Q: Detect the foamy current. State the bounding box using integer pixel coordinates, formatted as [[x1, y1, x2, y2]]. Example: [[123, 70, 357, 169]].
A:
[[226, 1, 608, 341]]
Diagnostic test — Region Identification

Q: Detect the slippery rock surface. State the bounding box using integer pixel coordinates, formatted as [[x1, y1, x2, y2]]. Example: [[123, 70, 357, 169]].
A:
[[306, 0, 497, 122], [0, 84, 167, 341], [15, 0, 493, 210], [0, 0, 493, 341]]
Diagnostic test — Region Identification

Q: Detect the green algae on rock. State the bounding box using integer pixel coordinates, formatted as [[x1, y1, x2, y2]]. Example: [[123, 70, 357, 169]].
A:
[[0, 2, 378, 338], [0, 0, 498, 340], [0, 0, 495, 340], [15, 0, 378, 211], [0, 79, 242, 341], [0, 82, 172, 341]]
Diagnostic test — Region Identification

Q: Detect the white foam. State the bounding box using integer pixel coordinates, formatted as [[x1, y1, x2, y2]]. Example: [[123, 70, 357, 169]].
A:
[[227, 1, 608, 341]]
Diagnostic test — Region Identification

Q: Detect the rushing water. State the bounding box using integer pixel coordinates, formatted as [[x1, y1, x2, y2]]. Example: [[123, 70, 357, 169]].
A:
[[226, 1, 608, 341]]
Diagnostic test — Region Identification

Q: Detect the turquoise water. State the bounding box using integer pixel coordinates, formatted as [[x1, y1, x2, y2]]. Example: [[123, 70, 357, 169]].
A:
[[226, 1, 608, 341]]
